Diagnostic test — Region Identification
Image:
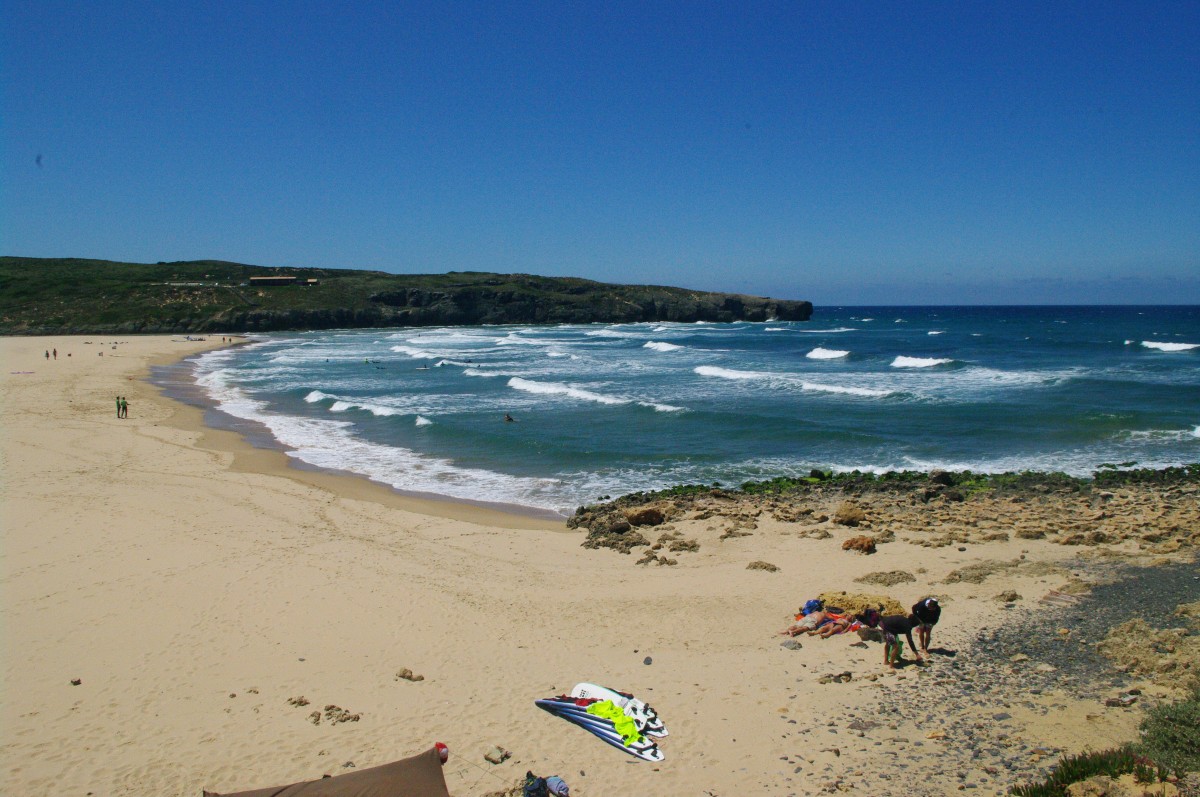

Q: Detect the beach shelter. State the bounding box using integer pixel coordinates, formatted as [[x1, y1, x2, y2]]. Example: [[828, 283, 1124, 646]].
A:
[[203, 746, 451, 797]]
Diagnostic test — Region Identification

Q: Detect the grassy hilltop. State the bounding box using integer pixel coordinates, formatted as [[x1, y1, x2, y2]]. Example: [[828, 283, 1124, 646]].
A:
[[0, 257, 812, 334]]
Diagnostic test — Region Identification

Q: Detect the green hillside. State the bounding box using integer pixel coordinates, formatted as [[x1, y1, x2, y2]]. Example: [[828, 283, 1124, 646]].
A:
[[0, 257, 812, 334]]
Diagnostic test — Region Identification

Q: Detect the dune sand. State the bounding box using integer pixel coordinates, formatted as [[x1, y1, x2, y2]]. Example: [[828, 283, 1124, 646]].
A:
[[1, 335, 1193, 796]]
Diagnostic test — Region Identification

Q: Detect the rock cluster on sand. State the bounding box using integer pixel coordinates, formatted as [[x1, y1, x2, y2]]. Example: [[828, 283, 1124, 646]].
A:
[[816, 590, 906, 616], [569, 470, 1200, 564], [1097, 601, 1200, 687]]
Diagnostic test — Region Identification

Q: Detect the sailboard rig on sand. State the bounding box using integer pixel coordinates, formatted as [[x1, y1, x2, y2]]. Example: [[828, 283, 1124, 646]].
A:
[[536, 683, 668, 762]]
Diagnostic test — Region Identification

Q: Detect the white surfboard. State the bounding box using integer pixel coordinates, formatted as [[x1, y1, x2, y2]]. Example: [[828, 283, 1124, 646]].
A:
[[569, 683, 668, 737]]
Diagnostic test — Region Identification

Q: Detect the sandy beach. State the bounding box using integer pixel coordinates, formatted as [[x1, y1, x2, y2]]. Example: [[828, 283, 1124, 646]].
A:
[[2, 335, 1196, 797]]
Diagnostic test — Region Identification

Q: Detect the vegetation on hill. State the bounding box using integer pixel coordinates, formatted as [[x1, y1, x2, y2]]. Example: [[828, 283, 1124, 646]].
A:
[[0, 257, 812, 334]]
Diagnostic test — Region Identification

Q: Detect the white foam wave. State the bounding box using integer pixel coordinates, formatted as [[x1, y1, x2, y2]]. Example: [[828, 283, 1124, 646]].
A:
[[193, 359, 566, 513], [800, 381, 893, 398], [415, 416, 432, 426], [797, 327, 856, 333], [807, 348, 849, 360], [1121, 427, 1200, 443], [584, 327, 648, 339], [1141, 341, 1199, 352], [891, 356, 954, 368], [695, 366, 894, 397], [507, 377, 682, 412], [329, 400, 404, 417], [928, 331, 944, 336], [464, 369, 503, 378], [694, 365, 765, 380], [508, 377, 628, 406], [644, 341, 683, 352], [305, 390, 332, 403], [391, 345, 436, 359]]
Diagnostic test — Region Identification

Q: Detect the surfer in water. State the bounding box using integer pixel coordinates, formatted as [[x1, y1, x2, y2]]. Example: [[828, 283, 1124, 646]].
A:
[[504, 413, 516, 423]]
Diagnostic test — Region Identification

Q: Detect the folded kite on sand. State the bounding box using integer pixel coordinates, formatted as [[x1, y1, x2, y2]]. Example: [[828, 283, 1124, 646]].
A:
[[202, 745, 450, 797]]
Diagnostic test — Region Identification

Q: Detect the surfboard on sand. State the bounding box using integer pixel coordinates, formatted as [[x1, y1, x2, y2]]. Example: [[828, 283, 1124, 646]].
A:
[[568, 682, 668, 737], [535, 698, 665, 762]]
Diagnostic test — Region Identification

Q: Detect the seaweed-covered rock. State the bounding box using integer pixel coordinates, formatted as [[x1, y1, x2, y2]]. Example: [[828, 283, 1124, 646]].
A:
[[625, 506, 665, 526], [747, 560, 779, 572], [581, 512, 648, 553], [833, 501, 868, 526], [841, 535, 876, 554], [855, 570, 916, 587], [817, 591, 906, 616]]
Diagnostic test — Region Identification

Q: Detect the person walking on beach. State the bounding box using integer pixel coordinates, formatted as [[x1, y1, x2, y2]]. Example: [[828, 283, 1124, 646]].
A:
[[116, 395, 122, 418], [45, 350, 50, 360], [119, 396, 128, 419]]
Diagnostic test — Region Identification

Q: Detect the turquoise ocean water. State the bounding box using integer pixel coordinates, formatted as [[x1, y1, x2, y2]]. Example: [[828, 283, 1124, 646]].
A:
[[180, 306, 1200, 517]]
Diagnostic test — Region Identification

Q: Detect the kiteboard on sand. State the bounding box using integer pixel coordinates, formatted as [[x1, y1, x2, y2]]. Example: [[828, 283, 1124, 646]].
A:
[[568, 682, 668, 737], [535, 693, 666, 762]]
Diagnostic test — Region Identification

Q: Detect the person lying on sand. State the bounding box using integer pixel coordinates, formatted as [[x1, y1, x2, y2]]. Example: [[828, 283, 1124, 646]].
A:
[[780, 599, 825, 636], [815, 609, 888, 638]]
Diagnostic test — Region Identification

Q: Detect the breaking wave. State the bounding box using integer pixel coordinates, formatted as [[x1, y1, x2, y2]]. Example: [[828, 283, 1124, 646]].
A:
[[807, 348, 849, 360], [891, 356, 955, 368], [1141, 341, 1198, 352]]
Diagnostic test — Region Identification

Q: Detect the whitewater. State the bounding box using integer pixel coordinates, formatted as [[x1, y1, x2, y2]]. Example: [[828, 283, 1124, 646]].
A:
[[176, 305, 1200, 516]]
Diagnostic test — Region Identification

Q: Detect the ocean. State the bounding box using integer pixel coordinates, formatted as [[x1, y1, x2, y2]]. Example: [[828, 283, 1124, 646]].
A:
[[168, 306, 1200, 517]]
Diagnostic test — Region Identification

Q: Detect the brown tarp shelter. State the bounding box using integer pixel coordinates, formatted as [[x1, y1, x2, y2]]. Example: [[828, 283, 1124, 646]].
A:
[[203, 746, 451, 797]]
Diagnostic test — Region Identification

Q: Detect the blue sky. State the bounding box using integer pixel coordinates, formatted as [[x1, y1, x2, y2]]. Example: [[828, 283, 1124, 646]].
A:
[[3, 2, 1197, 304]]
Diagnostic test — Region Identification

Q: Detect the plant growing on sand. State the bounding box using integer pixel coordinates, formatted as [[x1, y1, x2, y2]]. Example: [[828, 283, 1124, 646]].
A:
[[1136, 685, 1200, 776], [1009, 745, 1166, 796]]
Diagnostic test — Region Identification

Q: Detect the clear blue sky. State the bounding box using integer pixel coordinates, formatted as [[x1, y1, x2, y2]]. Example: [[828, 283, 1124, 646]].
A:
[[3, 2, 1197, 304]]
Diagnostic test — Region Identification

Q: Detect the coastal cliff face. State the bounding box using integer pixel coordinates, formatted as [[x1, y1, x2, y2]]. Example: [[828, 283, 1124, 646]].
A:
[[0, 257, 812, 334]]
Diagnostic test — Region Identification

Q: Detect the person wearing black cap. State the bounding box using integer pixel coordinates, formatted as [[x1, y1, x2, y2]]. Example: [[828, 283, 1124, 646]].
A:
[[911, 597, 941, 659]]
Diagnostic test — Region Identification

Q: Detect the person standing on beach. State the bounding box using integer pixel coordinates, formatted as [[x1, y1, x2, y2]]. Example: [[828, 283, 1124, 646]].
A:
[[116, 395, 122, 417], [911, 597, 941, 658], [45, 350, 49, 360], [119, 396, 128, 419], [53, 348, 57, 360]]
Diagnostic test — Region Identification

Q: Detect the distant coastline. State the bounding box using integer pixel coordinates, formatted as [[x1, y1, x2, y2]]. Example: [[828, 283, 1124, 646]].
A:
[[0, 256, 812, 334]]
